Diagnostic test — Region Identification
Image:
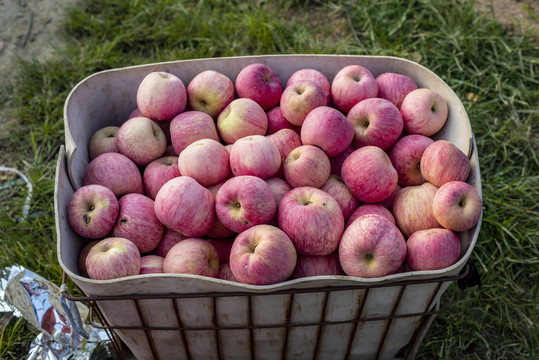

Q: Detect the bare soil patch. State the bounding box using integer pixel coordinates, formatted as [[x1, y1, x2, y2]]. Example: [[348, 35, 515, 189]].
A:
[[474, 0, 538, 34], [0, 0, 79, 80]]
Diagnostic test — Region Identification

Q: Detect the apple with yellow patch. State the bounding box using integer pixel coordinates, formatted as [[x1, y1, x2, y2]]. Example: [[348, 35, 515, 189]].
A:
[[392, 182, 442, 238], [283, 145, 331, 188], [187, 70, 235, 118], [216, 98, 268, 144]]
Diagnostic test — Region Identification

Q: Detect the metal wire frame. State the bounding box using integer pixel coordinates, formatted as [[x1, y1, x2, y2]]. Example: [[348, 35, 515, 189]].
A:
[[62, 263, 471, 360]]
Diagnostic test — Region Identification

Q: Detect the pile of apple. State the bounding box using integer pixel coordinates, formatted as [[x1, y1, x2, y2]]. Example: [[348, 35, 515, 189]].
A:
[[68, 62, 482, 285]]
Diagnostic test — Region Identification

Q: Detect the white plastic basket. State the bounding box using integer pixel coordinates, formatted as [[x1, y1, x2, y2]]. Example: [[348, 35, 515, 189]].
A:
[[55, 55, 482, 360]]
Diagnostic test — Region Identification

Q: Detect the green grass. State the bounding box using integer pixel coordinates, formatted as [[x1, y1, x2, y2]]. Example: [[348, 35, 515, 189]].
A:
[[0, 0, 537, 359]]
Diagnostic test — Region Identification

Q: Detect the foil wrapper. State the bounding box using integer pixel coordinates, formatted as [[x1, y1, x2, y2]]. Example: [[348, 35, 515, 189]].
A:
[[0, 265, 115, 360]]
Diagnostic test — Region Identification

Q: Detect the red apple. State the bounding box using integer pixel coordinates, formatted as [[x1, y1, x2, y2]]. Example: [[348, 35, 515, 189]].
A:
[[331, 65, 378, 113], [420, 140, 471, 187], [389, 134, 434, 186], [154, 176, 216, 237], [347, 98, 403, 151], [163, 144, 177, 157], [217, 98, 268, 144], [266, 106, 301, 135], [187, 70, 235, 118], [229, 225, 297, 285], [113, 193, 164, 253], [301, 106, 354, 157], [68, 184, 119, 239], [207, 238, 235, 264], [143, 156, 180, 200], [155, 119, 172, 145], [283, 145, 331, 188], [329, 145, 355, 177], [206, 181, 236, 239], [128, 107, 144, 119], [392, 182, 442, 238], [286, 68, 331, 105], [278, 187, 344, 256], [279, 80, 326, 126], [339, 214, 406, 278], [290, 252, 343, 279], [117, 116, 167, 166], [265, 177, 293, 207], [320, 175, 360, 222], [178, 138, 230, 187], [406, 228, 461, 271], [267, 128, 303, 177], [347, 203, 396, 227], [88, 126, 119, 160], [163, 238, 219, 277], [229, 135, 281, 179], [235, 63, 282, 110], [215, 176, 276, 233], [217, 262, 237, 282], [169, 111, 220, 155], [83, 152, 143, 197], [153, 228, 188, 258], [432, 181, 482, 232], [341, 146, 398, 203], [78, 240, 100, 278], [137, 71, 187, 121], [85, 237, 141, 280], [400, 88, 448, 136], [139, 255, 165, 274], [377, 183, 402, 211], [375, 72, 418, 109]]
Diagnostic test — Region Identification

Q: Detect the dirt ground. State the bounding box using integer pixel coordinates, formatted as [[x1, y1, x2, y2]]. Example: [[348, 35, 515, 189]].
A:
[[0, 0, 537, 91], [475, 0, 538, 34], [0, 0, 79, 80]]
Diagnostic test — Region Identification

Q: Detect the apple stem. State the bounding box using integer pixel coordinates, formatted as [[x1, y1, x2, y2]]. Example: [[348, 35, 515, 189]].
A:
[[365, 253, 373, 261]]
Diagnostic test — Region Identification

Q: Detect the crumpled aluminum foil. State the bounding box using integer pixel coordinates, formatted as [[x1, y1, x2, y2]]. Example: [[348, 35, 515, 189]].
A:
[[0, 265, 115, 360]]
